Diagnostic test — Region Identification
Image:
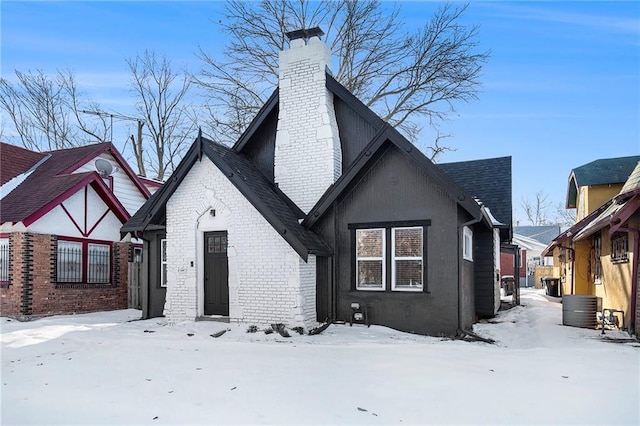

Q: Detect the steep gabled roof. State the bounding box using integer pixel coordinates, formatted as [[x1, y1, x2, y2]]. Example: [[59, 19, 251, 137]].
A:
[[303, 124, 485, 228], [0, 142, 47, 185], [125, 72, 513, 255], [0, 142, 145, 226], [566, 155, 640, 208], [122, 136, 330, 261], [438, 156, 512, 234]]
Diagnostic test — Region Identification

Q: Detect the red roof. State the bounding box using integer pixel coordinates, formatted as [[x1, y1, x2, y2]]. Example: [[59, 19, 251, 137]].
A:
[[0, 142, 147, 226], [0, 142, 47, 185]]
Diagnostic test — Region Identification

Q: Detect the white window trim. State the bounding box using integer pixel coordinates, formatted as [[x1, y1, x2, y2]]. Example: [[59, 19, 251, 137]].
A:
[[161, 239, 168, 288], [391, 227, 423, 292], [355, 229, 385, 291], [463, 226, 473, 261]]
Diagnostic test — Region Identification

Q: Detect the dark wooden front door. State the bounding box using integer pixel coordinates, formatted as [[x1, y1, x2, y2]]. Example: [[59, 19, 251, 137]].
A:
[[204, 231, 229, 316]]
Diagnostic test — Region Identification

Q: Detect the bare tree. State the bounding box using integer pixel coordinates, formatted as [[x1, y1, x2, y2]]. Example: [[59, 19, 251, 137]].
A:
[[521, 190, 576, 227], [196, 0, 489, 145], [521, 190, 553, 225], [0, 69, 109, 151], [554, 202, 576, 226], [425, 132, 456, 162], [127, 51, 196, 181]]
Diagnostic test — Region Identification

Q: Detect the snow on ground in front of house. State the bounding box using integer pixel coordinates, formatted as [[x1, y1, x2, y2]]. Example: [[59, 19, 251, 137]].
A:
[[1, 288, 638, 425]]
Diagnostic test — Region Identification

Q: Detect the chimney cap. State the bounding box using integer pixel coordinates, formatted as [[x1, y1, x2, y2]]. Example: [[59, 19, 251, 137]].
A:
[[285, 27, 324, 42]]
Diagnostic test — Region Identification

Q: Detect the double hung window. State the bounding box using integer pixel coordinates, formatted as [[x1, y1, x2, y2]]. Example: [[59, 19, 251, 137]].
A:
[[356, 229, 385, 290], [392, 227, 423, 291]]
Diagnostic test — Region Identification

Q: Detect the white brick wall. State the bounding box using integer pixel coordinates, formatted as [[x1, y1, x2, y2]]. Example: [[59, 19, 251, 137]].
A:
[[164, 159, 318, 330], [274, 36, 342, 214]]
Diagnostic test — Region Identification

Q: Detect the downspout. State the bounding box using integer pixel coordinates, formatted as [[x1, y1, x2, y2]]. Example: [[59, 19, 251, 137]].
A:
[[614, 226, 638, 335], [457, 216, 481, 333], [558, 244, 575, 295]]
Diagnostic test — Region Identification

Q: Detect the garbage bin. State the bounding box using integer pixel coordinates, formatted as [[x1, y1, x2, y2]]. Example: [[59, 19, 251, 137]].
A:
[[501, 276, 515, 296], [542, 277, 560, 297]]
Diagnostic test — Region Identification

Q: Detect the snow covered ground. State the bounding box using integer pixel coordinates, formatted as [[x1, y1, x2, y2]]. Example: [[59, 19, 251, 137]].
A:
[[1, 288, 638, 425]]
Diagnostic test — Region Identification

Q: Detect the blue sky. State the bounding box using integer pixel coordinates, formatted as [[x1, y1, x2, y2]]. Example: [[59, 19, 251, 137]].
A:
[[2, 1, 639, 224]]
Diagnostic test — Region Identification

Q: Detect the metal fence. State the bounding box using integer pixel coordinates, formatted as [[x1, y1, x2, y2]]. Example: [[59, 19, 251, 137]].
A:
[[0, 243, 8, 282], [57, 243, 111, 284]]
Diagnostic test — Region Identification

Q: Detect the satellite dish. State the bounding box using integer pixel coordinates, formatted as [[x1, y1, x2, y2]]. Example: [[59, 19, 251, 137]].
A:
[[95, 159, 114, 177]]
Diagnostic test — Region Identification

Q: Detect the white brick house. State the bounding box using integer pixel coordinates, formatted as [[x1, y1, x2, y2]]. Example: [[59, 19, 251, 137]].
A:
[[123, 27, 513, 335], [164, 159, 318, 328]]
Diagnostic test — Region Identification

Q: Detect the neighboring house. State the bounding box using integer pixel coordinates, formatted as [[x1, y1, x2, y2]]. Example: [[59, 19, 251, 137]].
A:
[[515, 225, 563, 247], [122, 28, 512, 336], [501, 226, 562, 287], [566, 155, 640, 222], [0, 142, 151, 317], [544, 161, 640, 337]]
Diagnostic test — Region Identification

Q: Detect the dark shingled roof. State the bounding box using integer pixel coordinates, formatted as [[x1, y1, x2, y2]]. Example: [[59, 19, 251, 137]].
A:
[[438, 156, 513, 231], [0, 142, 46, 185], [1, 142, 136, 226], [123, 137, 331, 260], [571, 156, 640, 187], [566, 155, 640, 208]]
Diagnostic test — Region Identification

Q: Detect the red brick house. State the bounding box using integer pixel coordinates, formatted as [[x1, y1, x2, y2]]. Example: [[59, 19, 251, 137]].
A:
[[0, 142, 151, 317]]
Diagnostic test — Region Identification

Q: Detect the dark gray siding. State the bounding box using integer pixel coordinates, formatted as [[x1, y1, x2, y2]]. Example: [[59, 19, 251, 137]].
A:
[[142, 230, 166, 319], [334, 96, 381, 172], [313, 143, 467, 335], [239, 108, 278, 182], [315, 256, 331, 322], [474, 225, 498, 317], [458, 209, 476, 330]]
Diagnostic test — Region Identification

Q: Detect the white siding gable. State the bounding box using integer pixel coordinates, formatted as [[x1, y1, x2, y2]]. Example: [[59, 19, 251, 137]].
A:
[[28, 185, 124, 242], [75, 152, 148, 215]]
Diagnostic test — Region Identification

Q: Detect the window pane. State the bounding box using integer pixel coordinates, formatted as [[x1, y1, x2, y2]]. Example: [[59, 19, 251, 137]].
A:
[[208, 235, 228, 254], [161, 239, 168, 288], [357, 260, 383, 289], [0, 239, 8, 282], [162, 263, 168, 287], [394, 228, 422, 257], [356, 229, 383, 257], [58, 241, 82, 282], [88, 244, 110, 284], [395, 260, 422, 289]]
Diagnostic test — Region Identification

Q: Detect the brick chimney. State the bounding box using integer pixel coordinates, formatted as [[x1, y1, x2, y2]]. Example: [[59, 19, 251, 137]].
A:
[[274, 27, 342, 214]]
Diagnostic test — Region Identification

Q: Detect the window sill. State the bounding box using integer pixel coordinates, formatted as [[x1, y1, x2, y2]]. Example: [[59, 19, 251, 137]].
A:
[[55, 283, 114, 289], [355, 287, 385, 292], [392, 287, 424, 292], [349, 289, 431, 295], [610, 258, 628, 264]]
